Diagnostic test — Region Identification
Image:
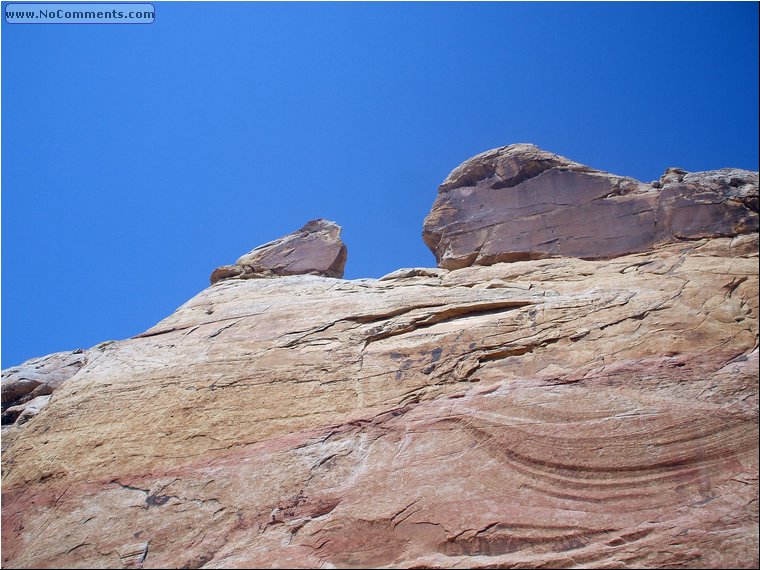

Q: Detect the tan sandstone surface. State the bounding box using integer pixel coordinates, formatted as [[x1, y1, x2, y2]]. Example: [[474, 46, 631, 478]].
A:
[[1, 146, 758, 569]]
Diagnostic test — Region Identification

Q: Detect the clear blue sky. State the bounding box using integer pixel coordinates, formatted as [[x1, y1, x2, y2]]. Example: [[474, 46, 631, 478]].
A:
[[2, 2, 758, 367]]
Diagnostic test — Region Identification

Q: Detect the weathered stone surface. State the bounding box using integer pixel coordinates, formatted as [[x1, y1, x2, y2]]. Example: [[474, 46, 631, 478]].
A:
[[378, 267, 448, 281], [210, 219, 347, 284], [1, 349, 87, 426], [208, 264, 244, 284], [423, 144, 759, 269], [5, 395, 52, 426], [2, 232, 757, 568]]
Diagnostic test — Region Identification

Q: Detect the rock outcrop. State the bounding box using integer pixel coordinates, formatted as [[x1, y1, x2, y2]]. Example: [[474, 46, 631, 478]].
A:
[[423, 144, 759, 269], [210, 219, 348, 284], [2, 147, 758, 569], [1, 349, 88, 427]]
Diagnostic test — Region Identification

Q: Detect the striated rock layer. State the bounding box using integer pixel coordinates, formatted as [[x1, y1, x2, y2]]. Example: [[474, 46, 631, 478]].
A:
[[2, 236, 758, 568], [423, 144, 758, 269], [2, 146, 759, 569]]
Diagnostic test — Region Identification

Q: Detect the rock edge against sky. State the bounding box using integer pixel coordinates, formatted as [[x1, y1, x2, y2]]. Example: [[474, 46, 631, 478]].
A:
[[2, 144, 758, 569]]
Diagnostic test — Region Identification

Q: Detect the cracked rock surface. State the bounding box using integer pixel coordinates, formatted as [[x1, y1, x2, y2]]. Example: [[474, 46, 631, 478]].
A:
[[423, 144, 758, 269], [2, 232, 758, 568]]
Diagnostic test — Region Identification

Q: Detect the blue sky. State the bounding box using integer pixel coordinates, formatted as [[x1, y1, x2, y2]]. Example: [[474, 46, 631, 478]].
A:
[[2, 1, 758, 367]]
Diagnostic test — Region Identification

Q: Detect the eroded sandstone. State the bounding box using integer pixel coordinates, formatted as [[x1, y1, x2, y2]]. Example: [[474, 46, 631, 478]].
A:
[[2, 232, 758, 568], [1, 349, 88, 427], [2, 146, 758, 569], [423, 144, 758, 269], [210, 218, 348, 284]]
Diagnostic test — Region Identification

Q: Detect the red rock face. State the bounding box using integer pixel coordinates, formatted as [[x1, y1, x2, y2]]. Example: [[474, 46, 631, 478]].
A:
[[210, 218, 348, 283], [423, 144, 759, 269]]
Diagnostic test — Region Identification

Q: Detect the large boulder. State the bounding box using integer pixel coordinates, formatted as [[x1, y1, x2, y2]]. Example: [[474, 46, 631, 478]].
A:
[[210, 219, 348, 284], [423, 144, 758, 269]]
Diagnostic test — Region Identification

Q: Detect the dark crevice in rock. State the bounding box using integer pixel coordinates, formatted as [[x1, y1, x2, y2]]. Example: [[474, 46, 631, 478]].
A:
[[364, 300, 533, 346]]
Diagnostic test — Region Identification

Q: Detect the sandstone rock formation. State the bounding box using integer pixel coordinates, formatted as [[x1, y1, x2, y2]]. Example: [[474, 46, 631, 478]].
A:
[[2, 147, 758, 569], [1, 349, 88, 427], [210, 219, 347, 284], [423, 144, 758, 269]]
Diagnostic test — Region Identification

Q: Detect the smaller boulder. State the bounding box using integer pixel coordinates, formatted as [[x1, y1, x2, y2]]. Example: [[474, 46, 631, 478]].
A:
[[209, 265, 244, 284], [211, 219, 348, 284]]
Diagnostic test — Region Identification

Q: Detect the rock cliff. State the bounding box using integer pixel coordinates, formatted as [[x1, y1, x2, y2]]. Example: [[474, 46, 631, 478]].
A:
[[2, 146, 758, 569]]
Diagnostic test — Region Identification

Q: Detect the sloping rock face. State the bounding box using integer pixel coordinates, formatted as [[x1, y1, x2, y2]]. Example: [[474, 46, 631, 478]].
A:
[[423, 144, 758, 269], [210, 219, 347, 284], [2, 148, 758, 569]]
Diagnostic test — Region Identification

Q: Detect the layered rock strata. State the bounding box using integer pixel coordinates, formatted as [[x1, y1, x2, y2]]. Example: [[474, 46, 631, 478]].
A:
[[210, 219, 347, 284], [1, 147, 758, 569], [423, 144, 758, 269]]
